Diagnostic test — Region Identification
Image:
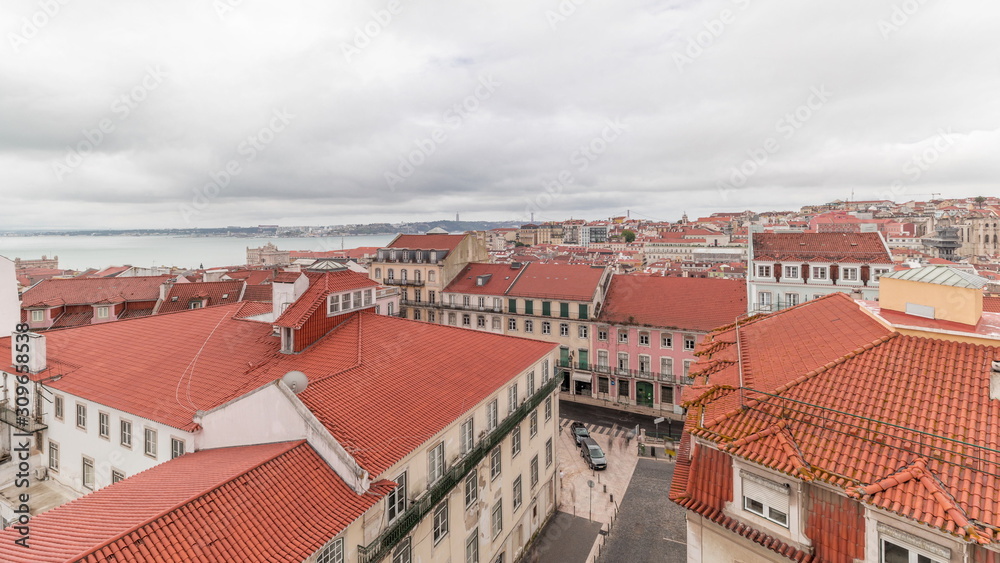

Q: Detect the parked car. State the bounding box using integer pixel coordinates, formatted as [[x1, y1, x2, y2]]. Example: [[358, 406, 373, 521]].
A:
[[580, 437, 607, 470], [570, 422, 590, 445]]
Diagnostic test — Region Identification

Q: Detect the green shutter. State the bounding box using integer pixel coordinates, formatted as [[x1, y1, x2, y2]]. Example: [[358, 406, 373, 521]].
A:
[[560, 303, 569, 318], [508, 299, 517, 313], [578, 349, 589, 370], [542, 301, 551, 316], [559, 347, 570, 367], [525, 301, 534, 315], [579, 304, 588, 319]]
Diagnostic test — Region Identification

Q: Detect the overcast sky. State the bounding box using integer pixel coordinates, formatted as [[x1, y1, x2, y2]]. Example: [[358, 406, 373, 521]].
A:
[[2, 0, 998, 230]]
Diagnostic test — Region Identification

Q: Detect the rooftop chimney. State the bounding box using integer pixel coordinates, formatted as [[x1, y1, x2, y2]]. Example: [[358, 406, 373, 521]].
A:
[[991, 360, 1000, 401], [11, 331, 46, 374]]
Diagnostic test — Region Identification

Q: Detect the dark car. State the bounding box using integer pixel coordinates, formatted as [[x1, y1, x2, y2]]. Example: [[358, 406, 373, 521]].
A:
[[580, 437, 607, 470], [570, 422, 590, 445]]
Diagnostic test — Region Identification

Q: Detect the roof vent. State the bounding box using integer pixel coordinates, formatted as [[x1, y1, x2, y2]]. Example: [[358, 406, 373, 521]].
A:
[[991, 361, 1000, 401]]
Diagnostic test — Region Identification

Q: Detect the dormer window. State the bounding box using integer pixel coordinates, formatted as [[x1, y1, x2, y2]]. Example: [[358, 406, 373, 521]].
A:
[[841, 267, 859, 281], [96, 306, 110, 319], [30, 310, 43, 323], [756, 265, 772, 278], [328, 289, 374, 316], [783, 265, 799, 278], [189, 300, 204, 309], [811, 266, 828, 280]]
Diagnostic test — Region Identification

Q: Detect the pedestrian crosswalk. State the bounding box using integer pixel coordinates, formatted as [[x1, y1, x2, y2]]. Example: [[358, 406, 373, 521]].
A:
[[559, 418, 636, 439]]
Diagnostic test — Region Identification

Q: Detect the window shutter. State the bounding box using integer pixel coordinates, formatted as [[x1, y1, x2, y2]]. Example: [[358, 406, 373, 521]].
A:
[[742, 471, 789, 513]]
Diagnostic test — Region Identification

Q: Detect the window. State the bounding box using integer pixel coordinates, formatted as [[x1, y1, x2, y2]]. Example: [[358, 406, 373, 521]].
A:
[[683, 360, 693, 377], [461, 418, 474, 455], [784, 265, 799, 278], [508, 384, 518, 414], [638, 355, 650, 374], [529, 411, 538, 437], [144, 428, 157, 458], [545, 438, 553, 467], [466, 530, 479, 563], [463, 314, 471, 326], [873, 268, 890, 280], [478, 296, 486, 309], [578, 304, 589, 319], [30, 310, 43, 322], [559, 302, 569, 318], [617, 352, 629, 373], [329, 294, 342, 314], [597, 350, 609, 370], [112, 469, 125, 483], [512, 426, 522, 457], [619, 379, 629, 397], [661, 357, 674, 376], [683, 335, 696, 351], [880, 538, 946, 563], [524, 319, 534, 333], [493, 297, 502, 310], [387, 268, 394, 280], [316, 538, 344, 563], [530, 455, 539, 487], [121, 420, 132, 448], [542, 359, 550, 382], [448, 312, 456, 325], [639, 332, 650, 346], [756, 264, 772, 277], [490, 446, 502, 480], [491, 500, 503, 538], [477, 315, 486, 328], [99, 412, 109, 439], [598, 328, 608, 341], [488, 399, 498, 430], [428, 311, 435, 323], [82, 457, 95, 489], [374, 268, 382, 279], [842, 267, 859, 281], [76, 403, 87, 429], [545, 396, 552, 421], [527, 371, 535, 395], [433, 502, 449, 544], [465, 470, 478, 508], [524, 300, 534, 315], [508, 298, 517, 313], [96, 306, 109, 319], [54, 395, 63, 420], [428, 270, 435, 282], [189, 300, 203, 309], [785, 293, 799, 307], [559, 323, 569, 337], [512, 475, 523, 510], [541, 321, 551, 335], [662, 385, 674, 404], [171, 438, 185, 459], [661, 334, 673, 348], [741, 471, 790, 528], [618, 330, 628, 343], [387, 472, 407, 522], [428, 442, 445, 485], [427, 290, 435, 304], [463, 295, 471, 307], [508, 318, 517, 331], [392, 537, 411, 563], [812, 266, 828, 280], [542, 301, 551, 316], [492, 317, 501, 330], [578, 325, 588, 338], [48, 441, 59, 472]]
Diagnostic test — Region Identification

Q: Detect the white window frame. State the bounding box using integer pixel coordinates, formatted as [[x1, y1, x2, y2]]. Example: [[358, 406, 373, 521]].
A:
[[466, 529, 479, 563], [144, 427, 157, 458], [460, 417, 474, 455], [661, 357, 673, 376], [529, 411, 538, 437], [541, 321, 551, 335], [683, 335, 696, 351], [316, 538, 344, 563], [618, 330, 628, 343], [559, 323, 569, 337], [491, 499, 503, 538], [171, 437, 186, 459], [639, 332, 650, 346], [30, 310, 43, 322], [741, 470, 790, 528], [387, 472, 407, 522], [98, 411, 110, 439], [428, 442, 445, 485], [54, 395, 63, 420], [841, 267, 859, 281], [811, 266, 828, 280], [48, 440, 59, 472], [545, 438, 553, 467], [121, 419, 132, 448], [661, 334, 673, 348], [465, 470, 478, 508], [783, 265, 799, 278], [508, 318, 517, 331], [82, 456, 95, 490], [433, 501, 449, 544], [96, 305, 110, 319], [490, 446, 502, 480], [512, 475, 523, 510], [76, 403, 87, 430], [511, 426, 521, 458], [756, 264, 772, 278], [488, 399, 498, 430], [508, 384, 518, 415], [578, 325, 588, 338]]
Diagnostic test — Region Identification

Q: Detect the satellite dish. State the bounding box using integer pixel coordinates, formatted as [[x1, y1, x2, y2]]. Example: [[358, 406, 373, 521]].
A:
[[282, 370, 309, 393]]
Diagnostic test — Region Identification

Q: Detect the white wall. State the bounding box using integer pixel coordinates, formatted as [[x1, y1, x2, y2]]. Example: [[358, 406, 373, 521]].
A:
[[0, 256, 19, 337]]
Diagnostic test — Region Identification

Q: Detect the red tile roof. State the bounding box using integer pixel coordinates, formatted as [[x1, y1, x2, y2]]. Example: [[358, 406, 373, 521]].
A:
[[157, 281, 246, 313], [90, 265, 132, 278], [275, 271, 378, 329], [985, 296, 1000, 313], [387, 234, 466, 251], [21, 276, 169, 308], [273, 272, 304, 283], [0, 441, 390, 562], [752, 232, 892, 263], [681, 293, 1000, 546], [224, 268, 276, 285], [243, 284, 273, 302], [505, 263, 607, 302], [598, 276, 746, 332], [443, 263, 522, 296]]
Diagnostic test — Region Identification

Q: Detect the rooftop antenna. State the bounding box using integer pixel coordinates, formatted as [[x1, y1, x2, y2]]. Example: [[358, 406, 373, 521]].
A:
[[281, 370, 309, 393]]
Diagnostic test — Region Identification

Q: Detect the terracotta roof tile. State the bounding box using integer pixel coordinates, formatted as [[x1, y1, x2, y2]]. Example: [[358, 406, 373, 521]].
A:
[[157, 281, 246, 313], [505, 262, 607, 302], [387, 234, 466, 251], [598, 276, 746, 331], [752, 232, 892, 263], [21, 276, 169, 308], [274, 271, 378, 329], [442, 263, 522, 296], [0, 441, 388, 562]]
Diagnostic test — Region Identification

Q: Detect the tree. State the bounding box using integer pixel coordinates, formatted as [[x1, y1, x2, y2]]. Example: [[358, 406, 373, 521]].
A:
[[622, 229, 636, 243], [975, 195, 986, 209]]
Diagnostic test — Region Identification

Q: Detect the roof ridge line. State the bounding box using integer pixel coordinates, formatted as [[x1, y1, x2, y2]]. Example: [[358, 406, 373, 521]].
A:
[[772, 332, 899, 395], [72, 440, 307, 561]]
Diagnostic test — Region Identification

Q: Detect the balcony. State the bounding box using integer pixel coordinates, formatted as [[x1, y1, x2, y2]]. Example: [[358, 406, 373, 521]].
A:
[[357, 376, 560, 563], [574, 366, 693, 386], [383, 278, 424, 287], [438, 302, 503, 313], [0, 401, 47, 433]]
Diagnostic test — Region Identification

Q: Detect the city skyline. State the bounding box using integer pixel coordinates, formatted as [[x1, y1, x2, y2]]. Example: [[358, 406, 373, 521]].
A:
[[2, 1, 997, 230]]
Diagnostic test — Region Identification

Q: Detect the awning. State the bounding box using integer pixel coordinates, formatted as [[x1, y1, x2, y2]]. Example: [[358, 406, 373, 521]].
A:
[[571, 372, 592, 383]]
